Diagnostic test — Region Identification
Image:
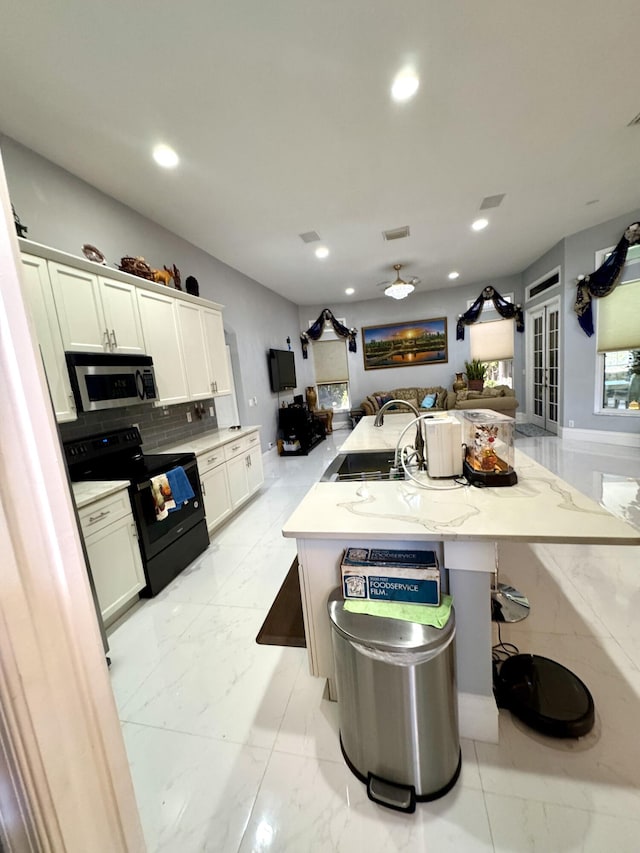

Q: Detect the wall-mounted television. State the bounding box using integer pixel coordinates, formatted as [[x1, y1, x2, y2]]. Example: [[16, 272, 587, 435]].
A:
[[268, 348, 297, 392]]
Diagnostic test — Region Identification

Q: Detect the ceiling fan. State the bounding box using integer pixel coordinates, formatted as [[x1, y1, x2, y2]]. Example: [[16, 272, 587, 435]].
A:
[[377, 263, 420, 300]]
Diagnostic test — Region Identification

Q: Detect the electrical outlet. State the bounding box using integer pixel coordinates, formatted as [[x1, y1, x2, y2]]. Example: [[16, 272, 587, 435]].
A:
[[569, 419, 574, 428], [186, 411, 192, 423], [209, 406, 214, 417]]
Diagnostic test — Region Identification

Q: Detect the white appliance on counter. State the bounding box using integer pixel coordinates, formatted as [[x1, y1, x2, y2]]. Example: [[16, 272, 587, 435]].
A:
[[423, 417, 463, 478]]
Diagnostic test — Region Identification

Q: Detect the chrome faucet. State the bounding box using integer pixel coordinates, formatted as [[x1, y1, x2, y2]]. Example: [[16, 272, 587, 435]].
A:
[[373, 399, 425, 470]]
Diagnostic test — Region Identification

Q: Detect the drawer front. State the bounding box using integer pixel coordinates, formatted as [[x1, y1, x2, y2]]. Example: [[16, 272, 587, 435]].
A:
[[79, 489, 131, 536], [223, 431, 260, 461], [224, 437, 248, 461], [198, 447, 226, 472]]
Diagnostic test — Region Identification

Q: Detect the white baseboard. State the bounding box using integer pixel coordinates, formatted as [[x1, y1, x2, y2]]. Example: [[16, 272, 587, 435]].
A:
[[457, 691, 499, 743], [559, 426, 640, 447]]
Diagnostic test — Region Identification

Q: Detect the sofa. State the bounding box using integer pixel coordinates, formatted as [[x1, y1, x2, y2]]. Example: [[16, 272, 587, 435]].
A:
[[360, 384, 518, 418]]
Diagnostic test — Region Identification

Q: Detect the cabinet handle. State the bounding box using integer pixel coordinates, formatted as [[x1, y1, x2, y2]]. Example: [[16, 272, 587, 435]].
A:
[[231, 444, 241, 451], [249, 436, 257, 444], [68, 393, 76, 410], [211, 381, 215, 392], [110, 328, 118, 349], [213, 381, 218, 392], [201, 480, 206, 496], [130, 523, 138, 539], [88, 510, 109, 525], [103, 328, 110, 349], [207, 455, 219, 465]]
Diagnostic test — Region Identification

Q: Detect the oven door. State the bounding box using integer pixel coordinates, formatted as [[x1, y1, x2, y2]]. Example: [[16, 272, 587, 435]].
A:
[[132, 459, 206, 562]]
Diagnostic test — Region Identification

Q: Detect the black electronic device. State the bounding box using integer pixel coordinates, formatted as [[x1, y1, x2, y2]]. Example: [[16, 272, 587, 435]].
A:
[[268, 348, 297, 392]]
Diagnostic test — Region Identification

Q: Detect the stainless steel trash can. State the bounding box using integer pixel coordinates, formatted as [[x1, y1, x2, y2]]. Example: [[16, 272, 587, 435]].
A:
[[327, 588, 460, 812]]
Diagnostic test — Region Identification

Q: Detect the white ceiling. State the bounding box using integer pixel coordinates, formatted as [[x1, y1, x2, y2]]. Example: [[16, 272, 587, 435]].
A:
[[1, 1, 639, 305]]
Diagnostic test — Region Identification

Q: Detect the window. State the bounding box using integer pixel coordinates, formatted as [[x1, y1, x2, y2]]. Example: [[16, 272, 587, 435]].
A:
[[596, 278, 640, 414], [469, 319, 514, 388], [312, 339, 350, 412]]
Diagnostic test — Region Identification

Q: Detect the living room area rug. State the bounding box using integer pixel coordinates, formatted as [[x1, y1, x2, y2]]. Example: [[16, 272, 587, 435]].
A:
[[256, 556, 306, 648], [515, 423, 556, 437]]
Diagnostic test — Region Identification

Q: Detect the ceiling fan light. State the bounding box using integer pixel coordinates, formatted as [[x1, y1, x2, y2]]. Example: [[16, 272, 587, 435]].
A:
[[384, 282, 415, 300]]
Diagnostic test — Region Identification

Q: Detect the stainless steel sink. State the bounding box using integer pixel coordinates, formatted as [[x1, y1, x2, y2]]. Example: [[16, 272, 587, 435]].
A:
[[321, 451, 404, 482]]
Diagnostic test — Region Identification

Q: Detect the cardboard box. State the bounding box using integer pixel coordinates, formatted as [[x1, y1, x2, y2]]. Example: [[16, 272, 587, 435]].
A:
[[341, 547, 440, 606]]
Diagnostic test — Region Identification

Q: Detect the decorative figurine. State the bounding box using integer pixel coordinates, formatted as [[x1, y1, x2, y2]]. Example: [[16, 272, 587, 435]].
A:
[[151, 264, 181, 289], [12, 204, 28, 238], [185, 275, 199, 296]]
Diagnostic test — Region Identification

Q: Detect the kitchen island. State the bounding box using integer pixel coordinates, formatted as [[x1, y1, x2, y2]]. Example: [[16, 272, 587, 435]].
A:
[[282, 414, 640, 742]]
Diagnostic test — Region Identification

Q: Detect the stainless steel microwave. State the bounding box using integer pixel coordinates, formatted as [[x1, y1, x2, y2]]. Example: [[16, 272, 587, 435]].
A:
[[66, 352, 159, 412]]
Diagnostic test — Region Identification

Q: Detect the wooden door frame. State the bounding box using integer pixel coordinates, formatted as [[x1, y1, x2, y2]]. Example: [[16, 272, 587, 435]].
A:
[[0, 153, 145, 851]]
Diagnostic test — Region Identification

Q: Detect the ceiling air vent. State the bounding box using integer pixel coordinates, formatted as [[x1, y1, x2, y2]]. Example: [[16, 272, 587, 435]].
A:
[[382, 225, 410, 241], [479, 193, 506, 210], [299, 230, 321, 243], [627, 112, 640, 127]]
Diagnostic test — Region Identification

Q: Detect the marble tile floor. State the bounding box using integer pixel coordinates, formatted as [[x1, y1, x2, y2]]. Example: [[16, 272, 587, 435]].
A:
[[108, 430, 640, 852]]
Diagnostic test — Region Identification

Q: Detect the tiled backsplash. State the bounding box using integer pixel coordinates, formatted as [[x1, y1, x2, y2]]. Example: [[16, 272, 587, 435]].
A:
[[59, 399, 219, 450]]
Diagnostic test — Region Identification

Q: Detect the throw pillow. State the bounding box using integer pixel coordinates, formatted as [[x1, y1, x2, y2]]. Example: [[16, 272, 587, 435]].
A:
[[420, 393, 436, 409], [456, 390, 469, 401], [481, 387, 503, 398], [366, 395, 380, 412]]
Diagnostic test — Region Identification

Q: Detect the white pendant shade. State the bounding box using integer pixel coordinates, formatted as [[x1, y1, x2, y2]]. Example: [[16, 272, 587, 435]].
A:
[[470, 318, 515, 361], [596, 280, 640, 352]]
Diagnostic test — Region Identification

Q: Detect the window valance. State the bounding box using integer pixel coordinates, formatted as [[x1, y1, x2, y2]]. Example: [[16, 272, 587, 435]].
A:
[[301, 308, 357, 359]]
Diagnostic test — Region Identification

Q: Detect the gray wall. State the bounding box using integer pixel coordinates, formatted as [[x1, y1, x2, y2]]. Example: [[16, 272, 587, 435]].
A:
[[1, 134, 303, 450], [521, 208, 640, 435], [300, 273, 525, 409]]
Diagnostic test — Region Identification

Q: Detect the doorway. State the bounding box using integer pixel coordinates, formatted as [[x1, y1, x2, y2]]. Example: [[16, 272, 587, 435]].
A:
[[527, 297, 560, 433]]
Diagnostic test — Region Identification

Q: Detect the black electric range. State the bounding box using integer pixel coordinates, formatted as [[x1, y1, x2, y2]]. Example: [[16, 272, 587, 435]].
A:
[[64, 427, 209, 596]]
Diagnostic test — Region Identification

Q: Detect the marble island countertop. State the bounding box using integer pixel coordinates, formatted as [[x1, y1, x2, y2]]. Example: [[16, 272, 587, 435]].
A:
[[283, 416, 640, 545], [339, 412, 451, 453]]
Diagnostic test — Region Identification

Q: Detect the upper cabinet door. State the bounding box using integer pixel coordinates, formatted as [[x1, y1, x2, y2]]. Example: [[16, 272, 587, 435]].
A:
[[202, 307, 230, 395], [136, 289, 189, 405], [48, 261, 107, 353], [20, 255, 77, 423], [98, 277, 145, 355], [176, 302, 212, 400]]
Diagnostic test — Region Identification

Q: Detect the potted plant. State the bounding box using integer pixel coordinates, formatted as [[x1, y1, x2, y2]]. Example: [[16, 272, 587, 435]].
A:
[[464, 359, 485, 391]]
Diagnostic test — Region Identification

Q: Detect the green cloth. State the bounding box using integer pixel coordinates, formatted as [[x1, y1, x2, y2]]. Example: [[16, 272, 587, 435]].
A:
[[344, 594, 453, 629]]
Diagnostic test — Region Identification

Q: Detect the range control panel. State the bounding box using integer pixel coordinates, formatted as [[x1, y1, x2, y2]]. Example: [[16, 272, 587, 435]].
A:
[[63, 427, 142, 464]]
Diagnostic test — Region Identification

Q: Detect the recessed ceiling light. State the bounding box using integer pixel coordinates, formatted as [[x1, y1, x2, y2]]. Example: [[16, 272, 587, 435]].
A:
[[345, 287, 355, 295], [448, 271, 460, 280], [471, 218, 489, 231], [315, 246, 329, 259], [391, 69, 419, 102], [152, 144, 179, 168]]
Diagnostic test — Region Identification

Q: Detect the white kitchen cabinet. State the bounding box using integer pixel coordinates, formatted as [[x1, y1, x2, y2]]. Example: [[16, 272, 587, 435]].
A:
[[246, 442, 264, 496], [177, 301, 212, 400], [97, 276, 145, 354], [225, 431, 264, 509], [199, 454, 232, 531], [20, 254, 77, 423], [137, 288, 189, 405], [202, 307, 231, 395], [80, 491, 145, 626], [48, 261, 145, 355]]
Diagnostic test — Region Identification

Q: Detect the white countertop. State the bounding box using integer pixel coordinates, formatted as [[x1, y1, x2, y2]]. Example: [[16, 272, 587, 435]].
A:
[[154, 425, 261, 456], [72, 480, 130, 509], [283, 416, 640, 545], [339, 413, 449, 452]]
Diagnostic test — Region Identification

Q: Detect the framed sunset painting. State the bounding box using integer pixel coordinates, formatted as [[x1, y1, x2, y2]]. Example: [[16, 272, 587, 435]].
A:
[[361, 317, 448, 370]]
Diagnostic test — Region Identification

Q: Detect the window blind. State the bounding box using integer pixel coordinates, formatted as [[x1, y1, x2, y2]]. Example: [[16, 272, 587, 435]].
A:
[[469, 319, 515, 361], [313, 339, 348, 382], [596, 279, 640, 352]]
